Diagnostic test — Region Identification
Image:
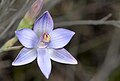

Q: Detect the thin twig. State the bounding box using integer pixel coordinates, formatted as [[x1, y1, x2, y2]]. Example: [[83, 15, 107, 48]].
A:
[[0, 46, 22, 53], [55, 20, 120, 27], [100, 13, 112, 21], [3, 46, 22, 51]]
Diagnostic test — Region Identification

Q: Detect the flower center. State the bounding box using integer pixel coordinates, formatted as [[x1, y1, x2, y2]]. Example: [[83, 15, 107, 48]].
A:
[[43, 33, 51, 42], [38, 33, 51, 48]]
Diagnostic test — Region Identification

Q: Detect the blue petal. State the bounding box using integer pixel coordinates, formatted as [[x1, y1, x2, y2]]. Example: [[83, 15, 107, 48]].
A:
[[12, 48, 37, 66], [33, 11, 53, 37], [48, 28, 75, 48], [37, 48, 51, 79], [15, 28, 39, 48], [48, 48, 78, 64]]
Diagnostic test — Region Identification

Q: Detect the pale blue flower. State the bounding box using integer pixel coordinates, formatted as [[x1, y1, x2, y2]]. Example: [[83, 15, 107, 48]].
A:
[[12, 11, 78, 79]]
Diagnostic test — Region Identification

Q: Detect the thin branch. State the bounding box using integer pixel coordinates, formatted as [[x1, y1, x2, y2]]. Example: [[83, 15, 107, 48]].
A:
[[100, 13, 112, 21], [55, 20, 120, 27], [0, 46, 22, 53], [54, 13, 116, 27]]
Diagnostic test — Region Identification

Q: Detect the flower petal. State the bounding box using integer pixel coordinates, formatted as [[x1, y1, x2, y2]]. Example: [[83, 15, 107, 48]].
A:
[[37, 48, 51, 79], [48, 48, 78, 64], [15, 28, 38, 48], [12, 48, 37, 66], [33, 11, 53, 36], [48, 28, 75, 48]]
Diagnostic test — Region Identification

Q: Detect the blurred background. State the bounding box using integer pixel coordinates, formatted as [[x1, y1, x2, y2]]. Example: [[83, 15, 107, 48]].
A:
[[0, 0, 120, 81]]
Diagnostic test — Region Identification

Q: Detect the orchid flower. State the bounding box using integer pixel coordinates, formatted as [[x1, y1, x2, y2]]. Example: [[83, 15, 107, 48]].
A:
[[12, 11, 78, 79]]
